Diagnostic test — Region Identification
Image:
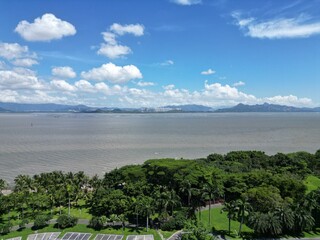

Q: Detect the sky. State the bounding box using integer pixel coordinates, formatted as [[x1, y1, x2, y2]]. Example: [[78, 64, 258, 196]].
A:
[[0, 0, 319, 108]]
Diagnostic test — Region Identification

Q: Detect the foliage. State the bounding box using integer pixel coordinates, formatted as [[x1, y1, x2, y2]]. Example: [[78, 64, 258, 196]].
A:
[[33, 214, 51, 229], [1, 149, 320, 238], [56, 214, 78, 229]]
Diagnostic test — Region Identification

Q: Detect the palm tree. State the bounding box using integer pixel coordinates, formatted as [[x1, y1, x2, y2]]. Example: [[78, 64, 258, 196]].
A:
[[167, 189, 180, 216], [293, 202, 315, 232], [202, 181, 223, 226], [221, 201, 237, 234], [180, 179, 192, 207], [274, 204, 294, 233], [235, 198, 251, 236], [137, 196, 154, 232], [248, 211, 282, 236]]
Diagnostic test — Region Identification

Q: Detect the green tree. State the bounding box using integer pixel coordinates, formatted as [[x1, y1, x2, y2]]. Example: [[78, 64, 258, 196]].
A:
[[221, 201, 237, 235], [235, 198, 251, 236], [248, 211, 282, 236], [202, 180, 223, 226], [137, 195, 154, 232]]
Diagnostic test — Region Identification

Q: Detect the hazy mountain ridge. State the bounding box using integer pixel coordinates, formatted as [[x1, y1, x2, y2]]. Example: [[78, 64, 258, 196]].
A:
[[0, 102, 319, 113], [215, 103, 320, 112]]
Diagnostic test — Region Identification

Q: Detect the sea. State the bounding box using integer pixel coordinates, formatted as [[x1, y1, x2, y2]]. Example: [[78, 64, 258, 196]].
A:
[[1, 112, 320, 183]]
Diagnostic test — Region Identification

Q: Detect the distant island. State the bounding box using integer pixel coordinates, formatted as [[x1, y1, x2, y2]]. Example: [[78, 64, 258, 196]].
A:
[[0, 102, 319, 113]]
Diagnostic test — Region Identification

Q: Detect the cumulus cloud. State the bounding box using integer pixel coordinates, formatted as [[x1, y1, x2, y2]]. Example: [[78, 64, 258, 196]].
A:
[[136, 81, 155, 87], [201, 68, 215, 75], [52, 66, 76, 78], [102, 32, 117, 45], [232, 13, 320, 39], [110, 23, 145, 36], [98, 23, 144, 59], [75, 80, 95, 93], [12, 58, 38, 67], [81, 62, 142, 83], [0, 42, 36, 60], [97, 43, 132, 59], [171, 0, 202, 5], [0, 68, 45, 90], [50, 79, 76, 92], [0, 90, 19, 102], [15, 13, 76, 41], [233, 81, 245, 87], [263, 95, 313, 107]]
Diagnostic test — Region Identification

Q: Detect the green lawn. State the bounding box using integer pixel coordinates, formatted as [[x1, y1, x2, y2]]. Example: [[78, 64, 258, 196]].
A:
[[198, 207, 253, 239], [304, 175, 320, 193], [0, 224, 161, 240]]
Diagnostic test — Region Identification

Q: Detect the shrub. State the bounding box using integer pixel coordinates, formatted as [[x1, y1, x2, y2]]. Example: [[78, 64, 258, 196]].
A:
[[0, 222, 12, 234], [19, 218, 29, 229], [34, 214, 51, 229], [161, 209, 188, 231], [89, 216, 107, 230], [57, 214, 78, 229]]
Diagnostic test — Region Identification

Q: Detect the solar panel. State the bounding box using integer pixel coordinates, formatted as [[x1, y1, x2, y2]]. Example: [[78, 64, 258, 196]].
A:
[[27, 232, 61, 240], [126, 235, 154, 240], [94, 234, 123, 240], [6, 237, 22, 240]]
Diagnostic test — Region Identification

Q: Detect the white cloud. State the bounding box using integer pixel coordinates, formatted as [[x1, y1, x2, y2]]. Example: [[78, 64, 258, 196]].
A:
[[75, 80, 95, 93], [15, 13, 76, 41], [12, 58, 38, 67], [110, 23, 145, 36], [0, 90, 19, 102], [171, 0, 202, 5], [98, 23, 144, 59], [136, 81, 155, 87], [102, 32, 117, 45], [161, 60, 174, 66], [81, 62, 142, 83], [97, 43, 132, 59], [263, 95, 313, 107], [52, 66, 76, 78], [201, 68, 215, 75], [0, 42, 36, 60], [233, 81, 245, 87], [0, 68, 45, 90], [50, 79, 76, 92], [233, 13, 320, 39], [204, 81, 255, 100]]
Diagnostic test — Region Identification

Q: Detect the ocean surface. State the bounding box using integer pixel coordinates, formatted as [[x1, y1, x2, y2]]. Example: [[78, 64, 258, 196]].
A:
[[1, 112, 320, 183]]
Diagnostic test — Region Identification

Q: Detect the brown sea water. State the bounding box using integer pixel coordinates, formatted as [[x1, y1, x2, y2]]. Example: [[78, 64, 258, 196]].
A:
[[1, 112, 320, 183]]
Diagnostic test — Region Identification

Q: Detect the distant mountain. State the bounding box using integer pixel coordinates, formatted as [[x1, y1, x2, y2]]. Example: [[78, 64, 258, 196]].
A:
[[215, 103, 320, 113], [0, 102, 93, 112], [164, 104, 214, 112]]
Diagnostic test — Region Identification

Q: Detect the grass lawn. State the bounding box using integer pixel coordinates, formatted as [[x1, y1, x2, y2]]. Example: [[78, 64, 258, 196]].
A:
[[158, 229, 177, 239], [304, 175, 320, 193], [0, 224, 162, 240], [199, 207, 253, 239]]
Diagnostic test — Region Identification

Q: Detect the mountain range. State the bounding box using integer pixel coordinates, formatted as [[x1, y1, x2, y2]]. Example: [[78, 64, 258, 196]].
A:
[[0, 102, 319, 113]]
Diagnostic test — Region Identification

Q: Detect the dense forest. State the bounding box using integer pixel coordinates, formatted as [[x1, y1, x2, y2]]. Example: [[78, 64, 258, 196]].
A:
[[1, 150, 320, 239]]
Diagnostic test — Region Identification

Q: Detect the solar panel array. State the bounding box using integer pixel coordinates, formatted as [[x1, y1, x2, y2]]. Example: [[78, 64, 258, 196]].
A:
[[126, 235, 154, 240], [27, 232, 61, 240], [94, 234, 123, 240], [6, 237, 22, 240], [61, 232, 92, 240]]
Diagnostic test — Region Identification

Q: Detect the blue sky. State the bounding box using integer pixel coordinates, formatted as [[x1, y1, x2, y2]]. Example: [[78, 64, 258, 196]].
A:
[[0, 0, 319, 108]]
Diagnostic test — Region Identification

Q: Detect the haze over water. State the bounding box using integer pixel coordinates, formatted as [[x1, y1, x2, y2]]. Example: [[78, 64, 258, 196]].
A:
[[1, 113, 320, 183]]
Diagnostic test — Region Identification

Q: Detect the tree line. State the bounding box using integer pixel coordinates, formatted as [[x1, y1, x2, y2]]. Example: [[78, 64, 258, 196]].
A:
[[1, 150, 320, 238]]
